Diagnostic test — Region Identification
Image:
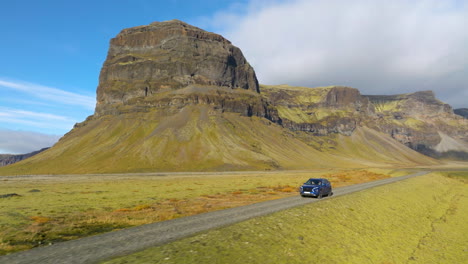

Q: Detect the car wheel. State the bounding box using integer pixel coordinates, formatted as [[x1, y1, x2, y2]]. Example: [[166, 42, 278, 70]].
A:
[[317, 192, 323, 199], [329, 191, 333, 197]]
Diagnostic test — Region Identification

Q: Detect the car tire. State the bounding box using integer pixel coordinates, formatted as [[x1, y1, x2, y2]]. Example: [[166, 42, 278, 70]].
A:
[[329, 191, 333, 197], [317, 192, 323, 199]]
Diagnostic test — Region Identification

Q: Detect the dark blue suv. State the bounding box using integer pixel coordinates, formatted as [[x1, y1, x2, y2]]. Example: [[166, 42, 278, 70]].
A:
[[300, 178, 333, 198]]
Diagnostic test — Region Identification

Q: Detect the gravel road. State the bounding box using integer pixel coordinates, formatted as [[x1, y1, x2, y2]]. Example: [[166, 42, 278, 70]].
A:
[[0, 171, 428, 264]]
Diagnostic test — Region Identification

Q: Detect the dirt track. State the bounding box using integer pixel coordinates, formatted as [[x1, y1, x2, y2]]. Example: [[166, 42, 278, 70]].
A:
[[0, 171, 428, 264]]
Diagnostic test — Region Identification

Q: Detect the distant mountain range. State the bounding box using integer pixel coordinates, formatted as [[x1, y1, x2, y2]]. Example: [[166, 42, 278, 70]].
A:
[[1, 20, 466, 174], [0, 148, 49, 167], [454, 108, 468, 119]]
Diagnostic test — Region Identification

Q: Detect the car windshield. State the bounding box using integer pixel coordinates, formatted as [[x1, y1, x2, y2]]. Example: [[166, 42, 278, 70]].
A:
[[305, 179, 321, 185]]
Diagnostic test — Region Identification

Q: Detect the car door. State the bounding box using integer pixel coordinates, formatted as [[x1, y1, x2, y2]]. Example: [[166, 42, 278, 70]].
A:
[[325, 180, 331, 194]]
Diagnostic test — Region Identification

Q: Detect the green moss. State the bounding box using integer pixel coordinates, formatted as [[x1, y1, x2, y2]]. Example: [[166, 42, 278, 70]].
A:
[[403, 117, 425, 130], [372, 100, 402, 112], [276, 106, 317, 123], [440, 171, 468, 183]]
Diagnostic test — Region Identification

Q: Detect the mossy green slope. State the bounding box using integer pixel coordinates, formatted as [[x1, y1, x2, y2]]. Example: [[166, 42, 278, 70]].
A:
[[334, 127, 439, 166], [0, 103, 436, 175], [0, 106, 324, 174]]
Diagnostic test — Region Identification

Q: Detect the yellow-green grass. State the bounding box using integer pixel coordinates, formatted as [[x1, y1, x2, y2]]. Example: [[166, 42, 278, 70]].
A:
[[275, 105, 349, 124], [372, 99, 402, 112], [439, 170, 468, 183], [333, 127, 440, 166], [260, 84, 348, 123], [104, 172, 468, 264], [0, 169, 392, 255], [0, 107, 335, 175], [260, 84, 332, 104]]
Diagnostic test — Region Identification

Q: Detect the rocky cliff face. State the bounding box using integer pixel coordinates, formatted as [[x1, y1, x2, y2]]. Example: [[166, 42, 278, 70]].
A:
[[88, 20, 468, 161], [365, 91, 468, 154], [95, 20, 265, 119], [262, 85, 372, 136], [262, 84, 468, 159]]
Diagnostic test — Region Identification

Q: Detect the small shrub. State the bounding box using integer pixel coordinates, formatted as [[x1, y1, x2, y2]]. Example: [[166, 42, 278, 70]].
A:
[[272, 185, 296, 192], [114, 208, 132, 213], [30, 216, 51, 224], [133, 204, 151, 211]]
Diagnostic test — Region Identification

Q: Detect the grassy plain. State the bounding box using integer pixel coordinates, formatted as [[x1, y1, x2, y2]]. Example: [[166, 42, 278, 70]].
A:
[[104, 172, 468, 264], [0, 169, 393, 255]]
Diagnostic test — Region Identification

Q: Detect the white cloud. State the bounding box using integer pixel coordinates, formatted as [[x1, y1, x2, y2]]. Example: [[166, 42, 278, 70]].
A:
[[0, 107, 76, 131], [0, 129, 61, 154], [0, 108, 71, 121], [0, 78, 95, 135], [0, 79, 95, 109], [209, 0, 468, 108]]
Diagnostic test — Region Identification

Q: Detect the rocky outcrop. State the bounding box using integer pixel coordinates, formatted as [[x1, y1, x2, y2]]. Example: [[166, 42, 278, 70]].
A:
[[90, 20, 467, 160], [88, 88, 280, 123], [366, 91, 452, 117], [262, 85, 370, 136], [282, 117, 357, 136], [364, 91, 464, 154], [262, 84, 467, 159], [0, 148, 49, 167], [96, 20, 260, 117], [321, 86, 374, 114]]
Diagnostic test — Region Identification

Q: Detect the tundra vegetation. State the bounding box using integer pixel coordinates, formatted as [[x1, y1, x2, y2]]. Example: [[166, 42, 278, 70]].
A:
[[0, 169, 395, 255], [104, 171, 467, 264]]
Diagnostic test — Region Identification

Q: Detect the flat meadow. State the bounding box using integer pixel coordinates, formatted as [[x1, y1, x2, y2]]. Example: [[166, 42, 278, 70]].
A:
[[0, 169, 396, 255], [105, 171, 467, 264]]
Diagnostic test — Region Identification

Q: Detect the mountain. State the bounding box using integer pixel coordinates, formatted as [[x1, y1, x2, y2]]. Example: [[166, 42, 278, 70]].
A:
[[0, 148, 49, 167], [454, 108, 468, 119], [262, 84, 468, 160], [1, 20, 466, 175]]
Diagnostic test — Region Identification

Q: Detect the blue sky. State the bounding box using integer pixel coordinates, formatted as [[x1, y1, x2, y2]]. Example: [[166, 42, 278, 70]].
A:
[[1, 0, 467, 154]]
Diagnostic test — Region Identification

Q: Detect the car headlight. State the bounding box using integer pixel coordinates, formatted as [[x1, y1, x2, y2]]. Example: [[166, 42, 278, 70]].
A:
[[312, 187, 318, 193]]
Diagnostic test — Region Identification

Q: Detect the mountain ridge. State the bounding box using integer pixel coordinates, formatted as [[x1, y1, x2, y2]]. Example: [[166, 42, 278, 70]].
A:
[[0, 20, 466, 174]]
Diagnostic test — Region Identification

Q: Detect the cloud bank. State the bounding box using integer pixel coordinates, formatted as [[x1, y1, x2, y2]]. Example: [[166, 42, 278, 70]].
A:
[[0, 129, 61, 154], [209, 0, 468, 108]]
